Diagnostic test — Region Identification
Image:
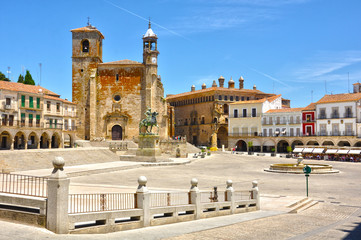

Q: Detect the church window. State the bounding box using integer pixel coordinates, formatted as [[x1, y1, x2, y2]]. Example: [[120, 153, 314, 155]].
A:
[[114, 95, 121, 102], [116, 74, 119, 82], [82, 40, 89, 53], [224, 96, 228, 101], [218, 95, 222, 100], [241, 97, 244, 101], [230, 96, 233, 101], [236, 96, 239, 101]]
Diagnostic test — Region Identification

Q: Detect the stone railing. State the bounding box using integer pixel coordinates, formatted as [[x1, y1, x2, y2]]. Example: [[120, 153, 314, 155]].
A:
[[0, 158, 260, 234]]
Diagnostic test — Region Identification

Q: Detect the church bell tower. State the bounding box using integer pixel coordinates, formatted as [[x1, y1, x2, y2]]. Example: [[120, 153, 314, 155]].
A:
[[142, 21, 159, 111]]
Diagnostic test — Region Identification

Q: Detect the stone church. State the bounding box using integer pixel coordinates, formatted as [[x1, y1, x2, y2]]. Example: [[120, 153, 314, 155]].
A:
[[71, 22, 168, 141]]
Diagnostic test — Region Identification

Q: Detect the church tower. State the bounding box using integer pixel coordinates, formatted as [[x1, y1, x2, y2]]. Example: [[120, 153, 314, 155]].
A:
[[71, 22, 104, 140], [142, 21, 159, 111]]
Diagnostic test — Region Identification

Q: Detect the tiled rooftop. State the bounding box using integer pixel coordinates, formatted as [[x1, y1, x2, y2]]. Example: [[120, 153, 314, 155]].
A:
[[316, 93, 361, 104], [266, 107, 304, 113]]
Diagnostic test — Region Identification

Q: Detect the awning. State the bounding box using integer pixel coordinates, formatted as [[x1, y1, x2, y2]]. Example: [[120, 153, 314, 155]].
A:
[[263, 140, 275, 146], [325, 149, 337, 154], [349, 150, 361, 154], [312, 148, 325, 154], [293, 148, 304, 153], [302, 148, 314, 153], [336, 150, 349, 154]]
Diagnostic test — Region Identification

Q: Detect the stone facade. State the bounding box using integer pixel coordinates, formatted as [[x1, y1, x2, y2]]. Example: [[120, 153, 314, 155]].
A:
[[167, 77, 275, 147], [71, 23, 168, 141]]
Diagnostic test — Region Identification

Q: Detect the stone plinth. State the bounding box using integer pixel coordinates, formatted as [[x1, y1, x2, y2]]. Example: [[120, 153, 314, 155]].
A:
[[136, 135, 161, 162]]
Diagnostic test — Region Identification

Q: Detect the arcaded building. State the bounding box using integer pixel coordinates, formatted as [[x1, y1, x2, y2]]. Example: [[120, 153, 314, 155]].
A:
[[166, 76, 275, 148], [71, 22, 168, 141]]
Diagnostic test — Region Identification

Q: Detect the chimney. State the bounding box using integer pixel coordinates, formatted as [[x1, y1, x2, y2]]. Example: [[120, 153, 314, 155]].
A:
[[228, 77, 235, 89], [253, 85, 257, 90], [212, 80, 217, 87], [239, 76, 244, 89], [202, 83, 206, 89], [191, 85, 195, 92], [218, 76, 225, 88]]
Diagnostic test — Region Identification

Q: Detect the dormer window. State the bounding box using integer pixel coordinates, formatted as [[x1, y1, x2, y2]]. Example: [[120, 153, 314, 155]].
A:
[[82, 40, 89, 53]]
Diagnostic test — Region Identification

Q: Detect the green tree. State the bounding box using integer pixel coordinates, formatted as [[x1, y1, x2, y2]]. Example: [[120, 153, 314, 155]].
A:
[[17, 74, 24, 83], [24, 70, 35, 85], [0, 71, 10, 81]]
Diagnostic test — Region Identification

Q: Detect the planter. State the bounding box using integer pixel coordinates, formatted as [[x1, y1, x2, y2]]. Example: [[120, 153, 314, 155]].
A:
[[248, 152, 254, 155], [286, 154, 292, 158], [271, 153, 276, 157]]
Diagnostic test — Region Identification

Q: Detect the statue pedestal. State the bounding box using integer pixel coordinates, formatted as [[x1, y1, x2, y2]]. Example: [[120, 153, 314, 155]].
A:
[[136, 135, 162, 162]]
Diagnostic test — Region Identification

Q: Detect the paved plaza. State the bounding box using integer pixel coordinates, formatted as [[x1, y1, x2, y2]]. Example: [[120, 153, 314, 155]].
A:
[[1, 152, 361, 239]]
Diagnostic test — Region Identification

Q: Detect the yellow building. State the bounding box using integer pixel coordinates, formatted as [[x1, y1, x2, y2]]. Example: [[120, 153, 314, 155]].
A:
[[167, 76, 275, 148]]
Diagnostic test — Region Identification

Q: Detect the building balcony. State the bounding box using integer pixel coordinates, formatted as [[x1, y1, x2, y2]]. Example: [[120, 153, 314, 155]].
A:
[[230, 114, 261, 118], [318, 115, 355, 120], [64, 126, 77, 131], [1, 102, 16, 110], [229, 132, 261, 137], [302, 119, 315, 123], [1, 120, 42, 128]]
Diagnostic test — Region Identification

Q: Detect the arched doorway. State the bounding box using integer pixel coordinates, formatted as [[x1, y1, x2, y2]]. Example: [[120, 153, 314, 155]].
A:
[[338, 141, 351, 147], [14, 132, 25, 149], [291, 140, 303, 149], [64, 134, 73, 148], [354, 141, 361, 147], [0, 131, 11, 150], [262, 139, 275, 152], [322, 141, 334, 146], [277, 140, 289, 153], [27, 132, 38, 149], [236, 140, 247, 151], [51, 133, 61, 148], [217, 127, 228, 148], [40, 132, 49, 149], [306, 140, 319, 146], [112, 125, 122, 140]]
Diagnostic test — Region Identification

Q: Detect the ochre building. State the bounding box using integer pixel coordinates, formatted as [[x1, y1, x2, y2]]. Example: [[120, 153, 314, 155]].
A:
[[71, 22, 168, 141], [167, 77, 277, 148]]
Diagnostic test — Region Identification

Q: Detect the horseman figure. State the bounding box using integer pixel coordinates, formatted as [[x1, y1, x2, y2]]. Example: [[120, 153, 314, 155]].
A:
[[139, 107, 159, 134]]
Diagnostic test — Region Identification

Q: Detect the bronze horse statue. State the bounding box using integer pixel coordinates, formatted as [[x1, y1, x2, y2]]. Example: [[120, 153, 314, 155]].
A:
[[139, 109, 159, 134]]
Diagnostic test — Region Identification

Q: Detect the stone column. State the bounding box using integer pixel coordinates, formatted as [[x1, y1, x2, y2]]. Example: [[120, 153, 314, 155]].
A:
[[252, 181, 260, 210], [24, 140, 28, 150], [48, 139, 51, 149], [226, 180, 235, 214], [136, 176, 150, 227], [46, 157, 70, 234], [37, 140, 40, 149], [10, 139, 14, 151], [211, 133, 217, 148], [189, 178, 201, 219]]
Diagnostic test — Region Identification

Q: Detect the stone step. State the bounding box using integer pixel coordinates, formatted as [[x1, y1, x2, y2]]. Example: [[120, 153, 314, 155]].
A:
[[288, 198, 318, 213], [287, 197, 309, 208]]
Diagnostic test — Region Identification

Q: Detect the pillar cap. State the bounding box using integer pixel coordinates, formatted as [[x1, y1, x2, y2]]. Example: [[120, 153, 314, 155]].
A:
[[53, 157, 65, 169]]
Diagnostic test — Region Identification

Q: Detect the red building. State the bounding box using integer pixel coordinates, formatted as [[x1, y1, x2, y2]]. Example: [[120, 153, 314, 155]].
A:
[[302, 102, 316, 136]]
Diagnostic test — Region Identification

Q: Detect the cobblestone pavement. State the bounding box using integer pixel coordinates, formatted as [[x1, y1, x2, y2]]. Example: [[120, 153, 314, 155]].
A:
[[1, 152, 361, 239]]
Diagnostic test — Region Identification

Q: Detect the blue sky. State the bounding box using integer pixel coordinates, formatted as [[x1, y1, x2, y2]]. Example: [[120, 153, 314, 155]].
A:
[[1, 0, 361, 107]]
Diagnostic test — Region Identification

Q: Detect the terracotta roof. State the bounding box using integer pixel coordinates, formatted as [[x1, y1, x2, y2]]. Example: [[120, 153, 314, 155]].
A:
[[0, 81, 58, 96], [0, 81, 75, 104], [70, 25, 104, 39], [303, 102, 316, 111], [44, 95, 75, 105], [266, 107, 304, 113], [316, 93, 361, 104], [230, 94, 281, 105], [166, 87, 268, 100], [99, 59, 143, 65], [282, 105, 290, 108]]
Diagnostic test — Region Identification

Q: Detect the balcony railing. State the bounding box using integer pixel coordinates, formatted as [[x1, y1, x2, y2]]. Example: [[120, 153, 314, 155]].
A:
[[302, 119, 315, 123], [64, 126, 77, 131], [318, 115, 355, 120], [1, 120, 42, 128], [230, 131, 356, 137], [230, 113, 261, 118], [1, 102, 15, 110]]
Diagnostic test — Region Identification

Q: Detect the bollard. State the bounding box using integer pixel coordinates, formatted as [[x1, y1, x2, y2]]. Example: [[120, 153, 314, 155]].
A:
[[46, 157, 70, 234], [189, 178, 201, 219], [136, 176, 150, 227]]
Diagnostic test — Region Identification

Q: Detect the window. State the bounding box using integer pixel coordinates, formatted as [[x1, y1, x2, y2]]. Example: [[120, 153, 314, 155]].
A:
[[82, 40, 89, 52], [213, 117, 217, 123], [50, 119, 53, 128], [56, 103, 60, 112], [223, 104, 229, 114], [235, 96, 239, 101], [64, 119, 69, 130], [331, 107, 339, 118], [290, 116, 294, 124], [263, 129, 267, 137], [29, 96, 33, 108], [243, 109, 247, 117], [116, 74, 119, 82], [276, 117, 280, 124], [345, 123, 353, 135], [224, 96, 228, 101], [36, 115, 40, 127], [290, 128, 294, 136], [230, 96, 233, 101], [21, 113, 25, 127], [184, 119, 188, 125], [201, 117, 205, 124], [247, 97, 250, 100], [21, 95, 25, 107], [5, 98, 11, 106], [234, 109, 238, 118], [36, 98, 40, 109], [47, 101, 51, 111], [55, 119, 58, 128], [114, 95, 121, 101], [28, 114, 33, 127], [241, 97, 244, 101], [345, 106, 352, 118], [252, 108, 257, 117], [320, 124, 327, 135], [332, 123, 339, 135], [269, 128, 273, 136], [296, 128, 301, 136], [296, 116, 300, 123], [319, 108, 326, 119]]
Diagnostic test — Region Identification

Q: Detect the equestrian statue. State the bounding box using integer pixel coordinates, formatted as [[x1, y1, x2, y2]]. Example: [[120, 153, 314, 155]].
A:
[[139, 108, 159, 135]]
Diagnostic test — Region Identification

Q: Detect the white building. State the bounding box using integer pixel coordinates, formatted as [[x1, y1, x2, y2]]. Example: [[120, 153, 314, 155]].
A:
[[315, 92, 361, 138], [262, 108, 303, 137]]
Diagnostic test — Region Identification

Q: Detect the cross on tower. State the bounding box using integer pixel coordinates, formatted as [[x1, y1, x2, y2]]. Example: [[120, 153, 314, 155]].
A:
[[87, 17, 90, 26]]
